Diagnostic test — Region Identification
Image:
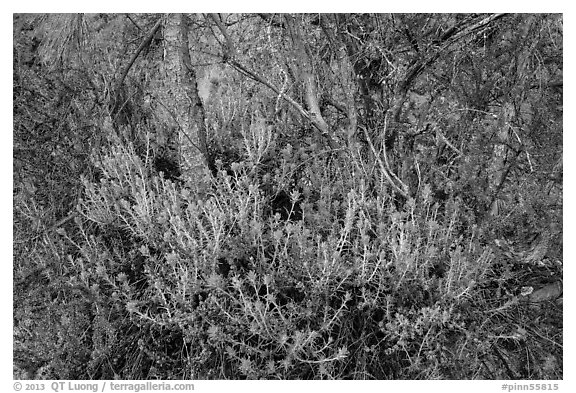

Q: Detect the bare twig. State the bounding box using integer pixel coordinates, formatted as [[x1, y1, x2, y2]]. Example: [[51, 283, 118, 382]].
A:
[[125, 14, 143, 31], [361, 122, 408, 199], [380, 116, 407, 191], [114, 16, 162, 93], [436, 128, 463, 157], [208, 13, 336, 143], [257, 13, 286, 29]]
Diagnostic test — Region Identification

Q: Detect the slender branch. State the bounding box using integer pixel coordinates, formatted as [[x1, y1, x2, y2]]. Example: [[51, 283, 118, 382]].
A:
[[436, 128, 463, 157], [208, 13, 335, 142], [401, 13, 507, 93], [114, 16, 162, 93], [207, 13, 235, 60], [257, 13, 286, 29], [154, 98, 201, 152], [325, 98, 348, 116], [387, 13, 508, 150], [381, 116, 408, 192], [125, 13, 143, 31], [486, 148, 521, 215], [361, 123, 408, 199]]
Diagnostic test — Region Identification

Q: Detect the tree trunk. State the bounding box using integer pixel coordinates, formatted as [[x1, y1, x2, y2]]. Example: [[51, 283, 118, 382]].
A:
[[161, 13, 213, 186]]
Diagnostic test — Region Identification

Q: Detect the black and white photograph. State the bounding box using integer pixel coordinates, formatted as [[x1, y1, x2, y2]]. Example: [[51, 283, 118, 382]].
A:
[[12, 12, 563, 383]]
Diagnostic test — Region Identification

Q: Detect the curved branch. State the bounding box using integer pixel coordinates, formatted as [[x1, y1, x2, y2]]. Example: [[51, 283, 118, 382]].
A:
[[207, 13, 235, 60], [114, 16, 162, 93], [257, 13, 286, 29], [208, 13, 336, 145], [284, 14, 330, 135], [361, 123, 409, 199], [400, 13, 507, 93]]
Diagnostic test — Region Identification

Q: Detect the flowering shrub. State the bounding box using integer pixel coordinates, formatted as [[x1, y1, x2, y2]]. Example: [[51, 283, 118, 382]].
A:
[[15, 134, 515, 379], [14, 119, 562, 379]]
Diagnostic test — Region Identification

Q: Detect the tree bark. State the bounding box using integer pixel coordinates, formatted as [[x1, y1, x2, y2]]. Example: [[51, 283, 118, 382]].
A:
[[162, 13, 213, 186], [284, 14, 329, 135]]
